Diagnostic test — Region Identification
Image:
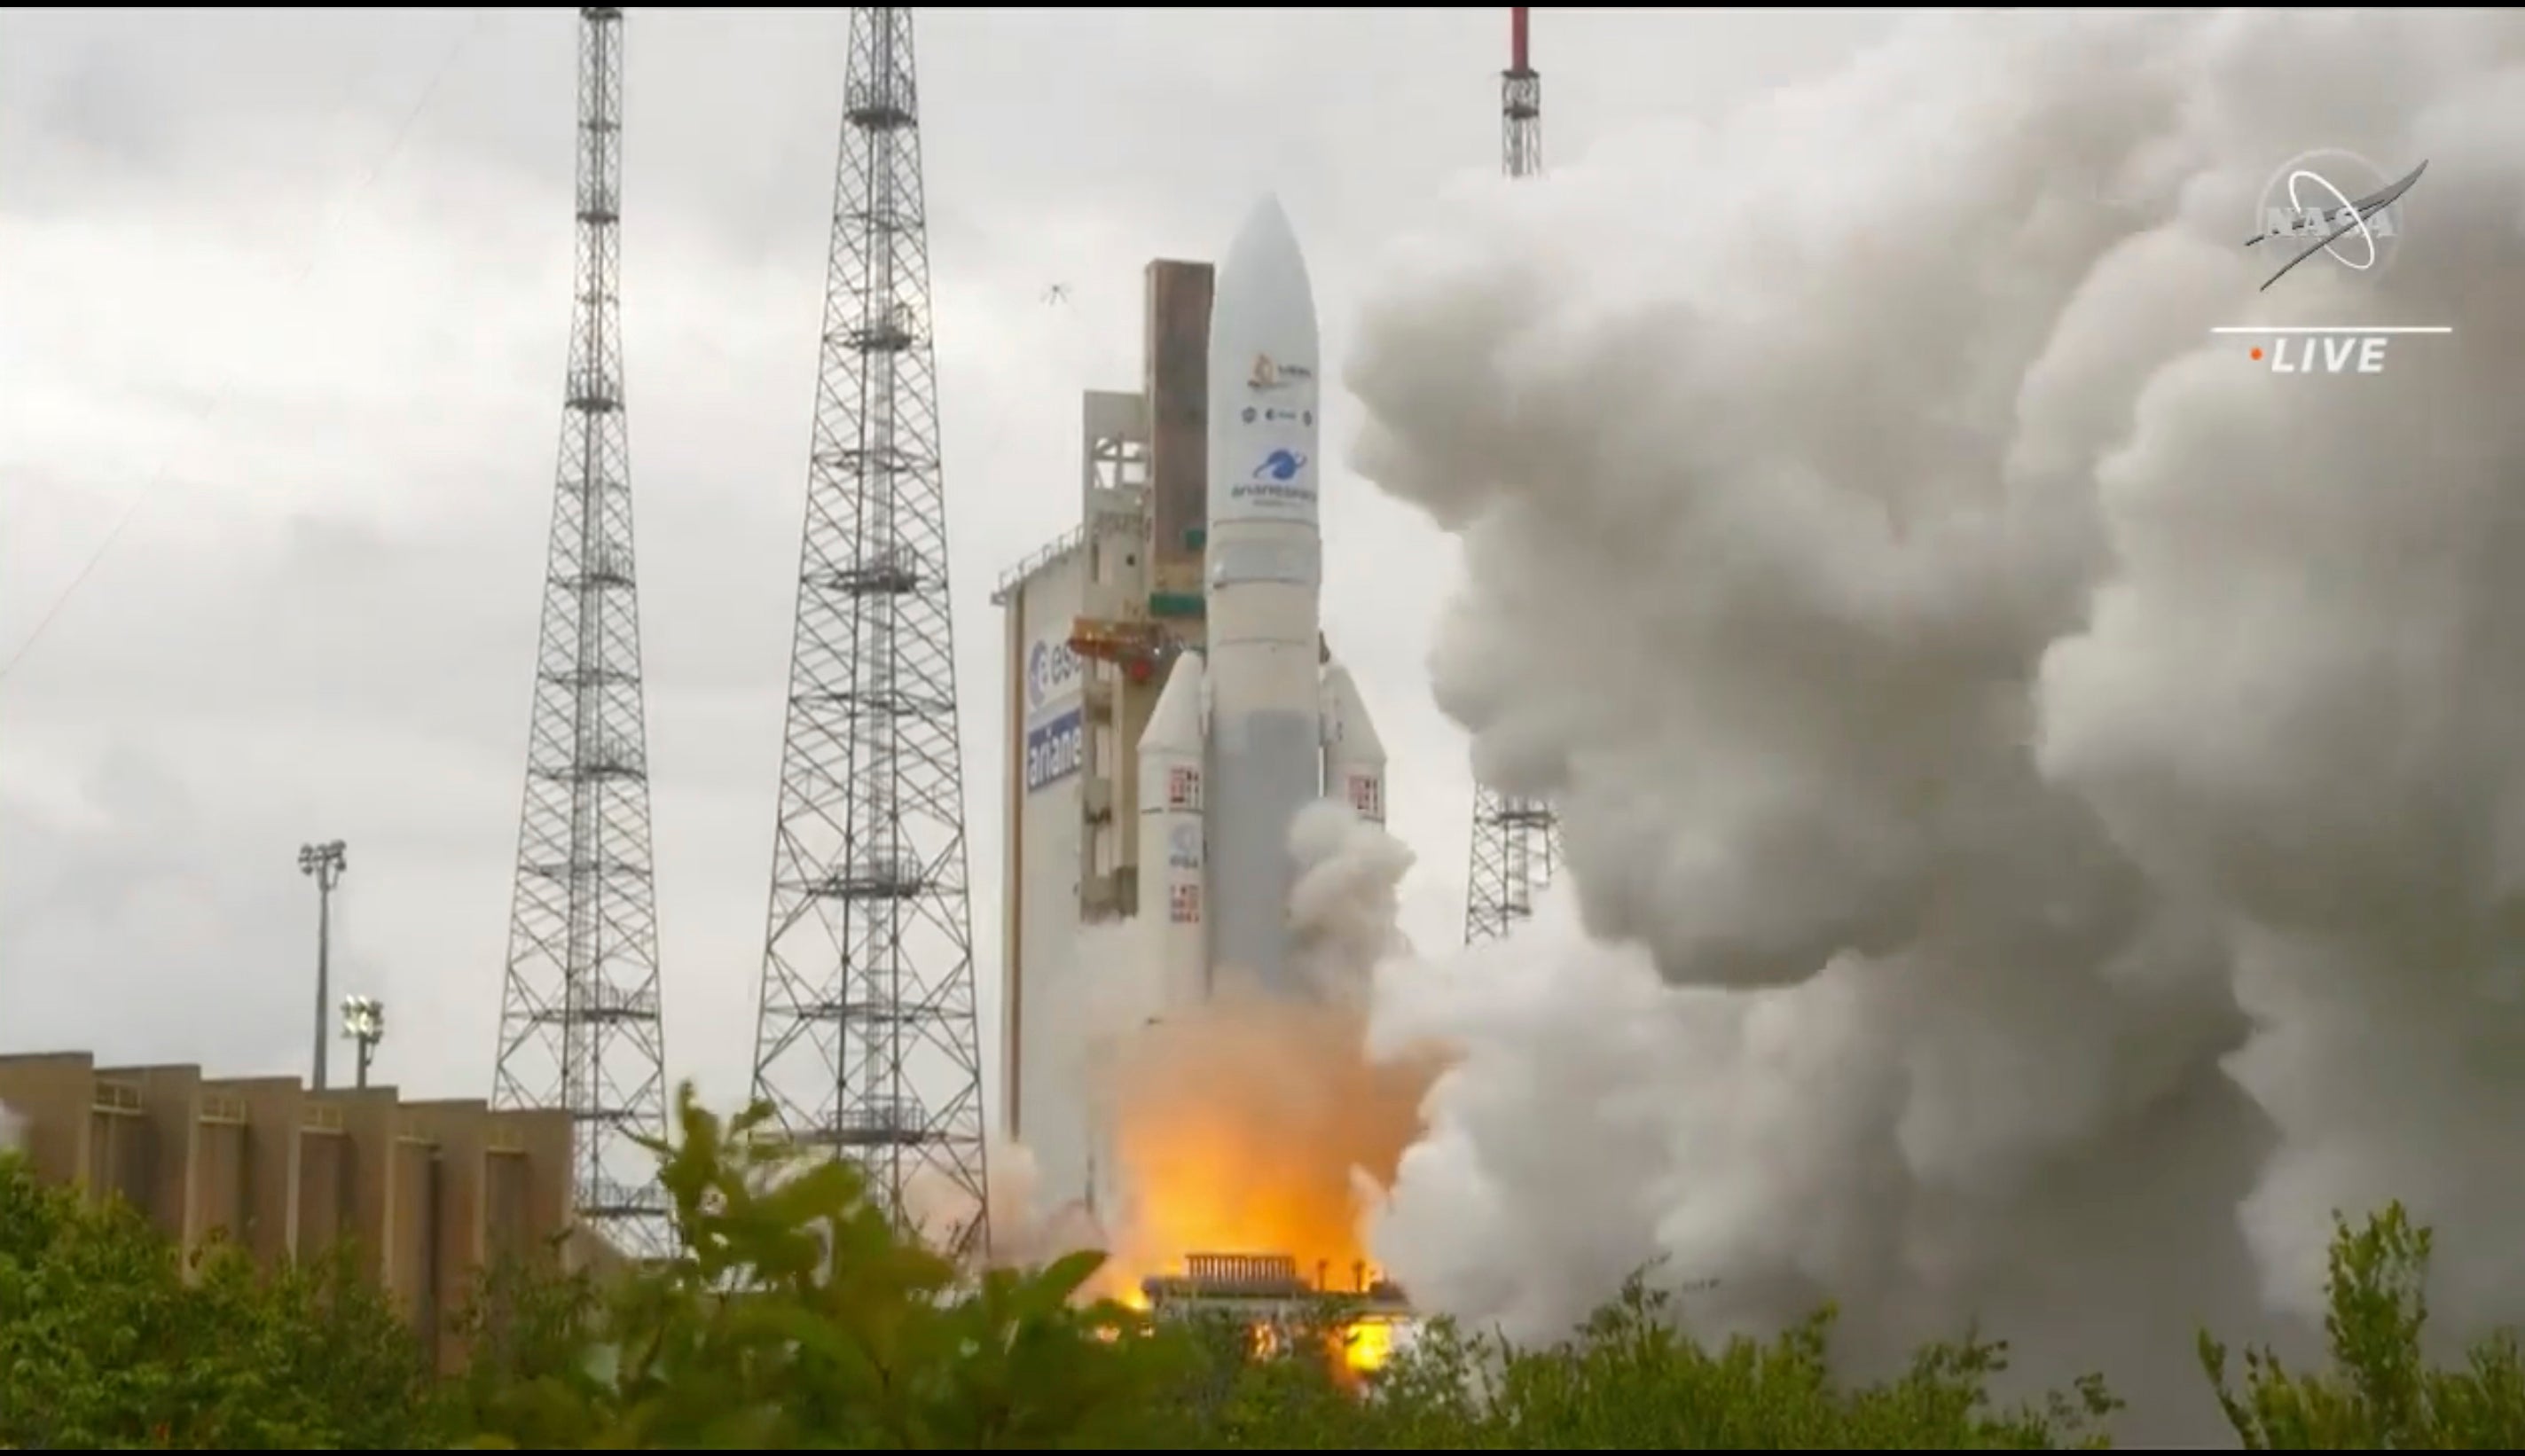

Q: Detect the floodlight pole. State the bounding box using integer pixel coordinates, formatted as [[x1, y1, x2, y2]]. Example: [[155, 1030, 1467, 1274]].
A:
[[298, 840, 348, 1090]]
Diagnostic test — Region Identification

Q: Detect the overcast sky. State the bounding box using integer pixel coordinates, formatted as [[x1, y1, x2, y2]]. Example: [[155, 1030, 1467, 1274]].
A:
[[0, 6, 1896, 1116]]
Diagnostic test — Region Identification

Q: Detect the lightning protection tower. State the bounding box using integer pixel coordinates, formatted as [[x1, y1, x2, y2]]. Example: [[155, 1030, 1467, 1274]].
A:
[[1464, 6, 1560, 947], [491, 4, 672, 1257], [748, 6, 992, 1257]]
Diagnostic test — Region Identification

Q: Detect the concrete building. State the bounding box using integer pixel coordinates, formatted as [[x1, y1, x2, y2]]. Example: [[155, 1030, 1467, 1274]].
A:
[[0, 1050, 578, 1371], [993, 258, 1215, 1230]]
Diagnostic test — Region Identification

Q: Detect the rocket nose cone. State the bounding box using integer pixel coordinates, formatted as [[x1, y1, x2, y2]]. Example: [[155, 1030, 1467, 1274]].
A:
[[1237, 194, 1297, 250], [1224, 194, 1310, 286]]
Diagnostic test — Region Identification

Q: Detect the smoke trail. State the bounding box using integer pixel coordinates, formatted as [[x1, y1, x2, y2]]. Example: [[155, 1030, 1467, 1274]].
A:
[[1345, 7, 2525, 1439]]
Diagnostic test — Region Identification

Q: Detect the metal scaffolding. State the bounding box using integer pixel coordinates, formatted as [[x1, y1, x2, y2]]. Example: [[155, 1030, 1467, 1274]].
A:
[[490, 6, 673, 1256], [746, 7, 992, 1259]]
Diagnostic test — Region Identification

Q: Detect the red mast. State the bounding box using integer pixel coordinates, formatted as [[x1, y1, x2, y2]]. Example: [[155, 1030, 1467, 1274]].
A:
[[1502, 7, 1541, 178]]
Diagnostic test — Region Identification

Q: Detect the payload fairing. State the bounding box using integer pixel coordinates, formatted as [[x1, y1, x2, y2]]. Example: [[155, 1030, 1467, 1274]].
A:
[[1136, 197, 1387, 1002]]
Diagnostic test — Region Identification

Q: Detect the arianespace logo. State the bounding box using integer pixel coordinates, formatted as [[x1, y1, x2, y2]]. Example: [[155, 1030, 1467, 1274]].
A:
[[1024, 708, 1084, 795], [1233, 446, 1314, 511], [1025, 638, 1085, 713]]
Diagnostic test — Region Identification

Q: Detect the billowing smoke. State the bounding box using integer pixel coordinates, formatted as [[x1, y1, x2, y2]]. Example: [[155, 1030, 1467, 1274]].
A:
[[1344, 6, 2525, 1440]]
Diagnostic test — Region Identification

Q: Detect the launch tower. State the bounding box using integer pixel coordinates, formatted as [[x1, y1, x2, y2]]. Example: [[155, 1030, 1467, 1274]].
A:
[[490, 5, 672, 1256], [747, 6, 992, 1256], [1462, 5, 1561, 946]]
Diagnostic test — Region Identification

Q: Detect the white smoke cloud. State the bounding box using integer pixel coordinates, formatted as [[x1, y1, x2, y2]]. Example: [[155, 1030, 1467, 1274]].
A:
[[1345, 6, 2525, 1440], [1289, 800, 1417, 1006]]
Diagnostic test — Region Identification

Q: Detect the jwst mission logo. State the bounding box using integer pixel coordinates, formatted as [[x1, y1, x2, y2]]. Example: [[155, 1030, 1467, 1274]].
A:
[[1241, 352, 1313, 427]]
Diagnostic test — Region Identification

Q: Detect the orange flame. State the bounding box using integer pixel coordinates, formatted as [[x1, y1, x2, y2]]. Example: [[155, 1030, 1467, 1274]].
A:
[[1094, 982, 1446, 1303]]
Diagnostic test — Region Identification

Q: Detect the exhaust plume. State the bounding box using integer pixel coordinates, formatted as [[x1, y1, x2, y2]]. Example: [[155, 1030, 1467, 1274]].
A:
[[1098, 802, 1439, 1300], [1345, 7, 2525, 1440]]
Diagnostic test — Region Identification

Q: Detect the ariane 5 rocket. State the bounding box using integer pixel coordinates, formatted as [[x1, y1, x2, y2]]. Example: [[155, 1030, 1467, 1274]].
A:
[[1134, 196, 1387, 1003]]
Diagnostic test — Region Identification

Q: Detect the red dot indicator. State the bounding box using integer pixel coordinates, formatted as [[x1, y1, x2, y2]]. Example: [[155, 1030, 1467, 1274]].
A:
[[2250, 346, 2264, 361]]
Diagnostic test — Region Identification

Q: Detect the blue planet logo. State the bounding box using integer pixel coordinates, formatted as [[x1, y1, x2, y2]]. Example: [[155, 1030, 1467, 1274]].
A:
[[1253, 448, 1307, 481]]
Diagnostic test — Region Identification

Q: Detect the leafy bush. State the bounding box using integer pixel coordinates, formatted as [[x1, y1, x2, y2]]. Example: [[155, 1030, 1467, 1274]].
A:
[[0, 1153, 437, 1449], [459, 1087, 1158, 1449], [2203, 1202, 2525, 1449]]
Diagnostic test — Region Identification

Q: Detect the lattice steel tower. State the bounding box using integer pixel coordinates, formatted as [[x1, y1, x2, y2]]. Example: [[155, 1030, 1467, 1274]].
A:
[[748, 6, 991, 1256], [1464, 6, 1560, 946], [491, 4, 671, 1256]]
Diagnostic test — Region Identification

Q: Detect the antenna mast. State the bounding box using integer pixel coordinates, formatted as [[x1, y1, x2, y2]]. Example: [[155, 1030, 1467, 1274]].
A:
[[748, 7, 992, 1256], [1502, 5, 1542, 178], [1465, 6, 1560, 945], [491, 5, 673, 1256]]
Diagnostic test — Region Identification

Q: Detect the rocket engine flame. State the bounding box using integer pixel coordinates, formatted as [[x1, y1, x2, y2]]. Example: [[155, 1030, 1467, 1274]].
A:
[[1101, 986, 1431, 1296], [1094, 803, 1441, 1304]]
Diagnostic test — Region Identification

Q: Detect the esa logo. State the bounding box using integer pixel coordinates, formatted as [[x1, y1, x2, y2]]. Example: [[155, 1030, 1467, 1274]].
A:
[[1238, 404, 1313, 426], [1025, 638, 1085, 711]]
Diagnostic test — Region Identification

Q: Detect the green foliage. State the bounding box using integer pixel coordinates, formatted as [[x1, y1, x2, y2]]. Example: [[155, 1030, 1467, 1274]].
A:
[[460, 1084, 1157, 1449], [29, 1095, 2525, 1450], [1321, 1280, 2121, 1450], [2203, 1202, 2525, 1449], [1110, 1278, 2115, 1450], [0, 1151, 437, 1449]]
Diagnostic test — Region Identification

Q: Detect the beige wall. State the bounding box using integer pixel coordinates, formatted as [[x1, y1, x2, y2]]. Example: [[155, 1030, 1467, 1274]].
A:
[[0, 1052, 580, 1372]]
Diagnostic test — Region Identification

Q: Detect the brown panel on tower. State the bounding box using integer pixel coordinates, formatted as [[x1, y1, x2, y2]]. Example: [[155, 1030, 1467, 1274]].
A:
[[1143, 259, 1214, 617]]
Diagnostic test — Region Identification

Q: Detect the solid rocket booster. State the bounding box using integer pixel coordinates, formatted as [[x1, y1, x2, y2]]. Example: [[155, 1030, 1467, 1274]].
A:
[[1137, 649, 1208, 1008], [1203, 195, 1325, 998], [1321, 663, 1385, 829], [1133, 196, 1387, 1006]]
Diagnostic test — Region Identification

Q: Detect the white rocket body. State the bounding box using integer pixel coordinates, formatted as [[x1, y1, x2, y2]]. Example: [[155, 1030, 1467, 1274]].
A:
[[1131, 196, 1386, 1005]]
